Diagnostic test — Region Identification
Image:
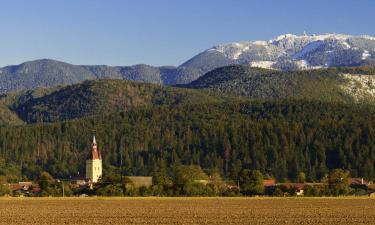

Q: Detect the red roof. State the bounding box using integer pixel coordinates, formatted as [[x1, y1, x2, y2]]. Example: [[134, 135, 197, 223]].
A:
[[263, 179, 276, 187], [10, 184, 21, 191], [91, 145, 101, 160], [349, 178, 366, 185], [90, 137, 102, 160], [10, 182, 35, 191], [368, 184, 375, 191], [32, 186, 41, 193]]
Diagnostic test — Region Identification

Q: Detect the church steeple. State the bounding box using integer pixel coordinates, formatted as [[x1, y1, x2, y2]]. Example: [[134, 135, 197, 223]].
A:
[[90, 135, 101, 160], [86, 135, 103, 183]]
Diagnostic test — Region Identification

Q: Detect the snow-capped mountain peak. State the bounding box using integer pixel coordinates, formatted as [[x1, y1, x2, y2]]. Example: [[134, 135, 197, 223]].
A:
[[202, 33, 375, 70]]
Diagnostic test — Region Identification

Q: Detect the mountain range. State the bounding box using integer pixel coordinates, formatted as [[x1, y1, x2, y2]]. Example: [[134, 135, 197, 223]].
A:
[[1, 33, 375, 94], [184, 33, 375, 73], [0, 65, 373, 126], [2, 71, 375, 181], [1, 57, 375, 180], [0, 59, 201, 94]]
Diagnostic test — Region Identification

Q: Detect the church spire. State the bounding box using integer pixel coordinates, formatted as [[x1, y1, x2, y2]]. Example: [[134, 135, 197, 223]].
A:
[[90, 135, 101, 160], [93, 135, 97, 145], [86, 135, 103, 183]]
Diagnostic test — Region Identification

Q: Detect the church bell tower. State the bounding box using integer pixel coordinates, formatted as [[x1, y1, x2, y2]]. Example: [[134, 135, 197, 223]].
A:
[[86, 136, 102, 183]]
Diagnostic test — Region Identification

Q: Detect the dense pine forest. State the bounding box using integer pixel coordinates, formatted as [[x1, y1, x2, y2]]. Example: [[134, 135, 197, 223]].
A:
[[1, 98, 375, 183], [1, 66, 375, 189]]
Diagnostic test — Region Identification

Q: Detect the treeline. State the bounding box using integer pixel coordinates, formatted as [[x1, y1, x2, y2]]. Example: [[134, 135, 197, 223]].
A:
[[3, 167, 359, 197], [1, 99, 375, 183], [89, 167, 357, 197]]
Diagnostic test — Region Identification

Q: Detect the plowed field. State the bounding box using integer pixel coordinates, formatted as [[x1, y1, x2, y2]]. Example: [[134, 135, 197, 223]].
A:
[[1, 198, 374, 225]]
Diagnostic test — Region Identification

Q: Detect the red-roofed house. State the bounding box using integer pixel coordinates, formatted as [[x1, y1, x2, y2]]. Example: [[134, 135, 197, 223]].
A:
[[263, 179, 276, 187]]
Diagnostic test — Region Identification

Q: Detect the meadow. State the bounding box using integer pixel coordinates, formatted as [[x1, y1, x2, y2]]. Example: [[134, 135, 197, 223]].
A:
[[0, 197, 375, 225]]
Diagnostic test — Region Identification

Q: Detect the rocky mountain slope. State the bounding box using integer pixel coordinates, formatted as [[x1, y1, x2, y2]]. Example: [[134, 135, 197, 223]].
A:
[[182, 34, 375, 73]]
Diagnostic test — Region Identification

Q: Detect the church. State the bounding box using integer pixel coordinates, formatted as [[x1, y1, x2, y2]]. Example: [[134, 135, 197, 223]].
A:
[[84, 136, 153, 187], [85, 136, 102, 183]]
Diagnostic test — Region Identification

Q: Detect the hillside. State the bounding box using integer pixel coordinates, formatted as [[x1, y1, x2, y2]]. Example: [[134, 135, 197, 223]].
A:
[[186, 65, 375, 103], [6, 79, 221, 123], [0, 104, 24, 126], [0, 59, 201, 94], [2, 66, 375, 125], [2, 99, 375, 181]]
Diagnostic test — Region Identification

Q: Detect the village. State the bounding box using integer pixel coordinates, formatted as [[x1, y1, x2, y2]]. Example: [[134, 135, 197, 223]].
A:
[[2, 136, 375, 198]]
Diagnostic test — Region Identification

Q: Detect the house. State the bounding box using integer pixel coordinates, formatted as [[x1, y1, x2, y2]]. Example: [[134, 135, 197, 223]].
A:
[[126, 176, 153, 188], [277, 183, 306, 196], [10, 182, 40, 197], [368, 184, 375, 191], [70, 177, 87, 188], [349, 178, 366, 185], [263, 179, 276, 187], [263, 179, 277, 194], [349, 178, 367, 189]]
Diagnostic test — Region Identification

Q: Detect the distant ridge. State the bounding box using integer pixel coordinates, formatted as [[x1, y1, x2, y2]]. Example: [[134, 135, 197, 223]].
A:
[[0, 33, 374, 94], [0, 59, 200, 94]]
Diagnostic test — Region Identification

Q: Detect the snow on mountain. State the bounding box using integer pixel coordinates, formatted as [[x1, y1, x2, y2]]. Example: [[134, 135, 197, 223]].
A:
[[293, 41, 324, 59], [195, 33, 375, 71], [363, 50, 371, 60], [250, 61, 276, 69], [341, 73, 375, 101]]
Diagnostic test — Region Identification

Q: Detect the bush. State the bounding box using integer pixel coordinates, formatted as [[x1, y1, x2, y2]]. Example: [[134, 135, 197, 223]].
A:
[[352, 188, 368, 196], [183, 182, 211, 196], [139, 186, 152, 196], [0, 184, 11, 196], [96, 184, 123, 196], [272, 187, 284, 197], [239, 170, 264, 196], [304, 186, 324, 197]]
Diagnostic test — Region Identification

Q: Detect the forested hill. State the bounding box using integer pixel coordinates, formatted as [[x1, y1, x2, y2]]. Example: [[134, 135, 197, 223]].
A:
[[186, 65, 375, 103], [1, 79, 221, 124], [1, 99, 375, 182], [1, 75, 375, 182]]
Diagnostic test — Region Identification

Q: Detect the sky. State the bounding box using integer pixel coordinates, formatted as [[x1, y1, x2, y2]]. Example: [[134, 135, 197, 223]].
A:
[[0, 0, 374, 67]]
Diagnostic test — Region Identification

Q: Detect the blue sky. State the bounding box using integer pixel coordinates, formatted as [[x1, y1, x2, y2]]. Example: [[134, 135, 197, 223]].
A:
[[0, 0, 374, 67]]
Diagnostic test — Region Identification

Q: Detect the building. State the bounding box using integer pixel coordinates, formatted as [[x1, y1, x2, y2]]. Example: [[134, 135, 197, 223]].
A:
[[70, 177, 87, 188], [263, 179, 276, 187], [86, 136, 102, 183], [10, 182, 40, 197], [277, 183, 306, 196], [126, 176, 153, 188]]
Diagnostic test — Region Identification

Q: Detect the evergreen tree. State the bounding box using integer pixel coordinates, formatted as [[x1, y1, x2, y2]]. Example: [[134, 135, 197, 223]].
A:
[[239, 169, 264, 196]]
